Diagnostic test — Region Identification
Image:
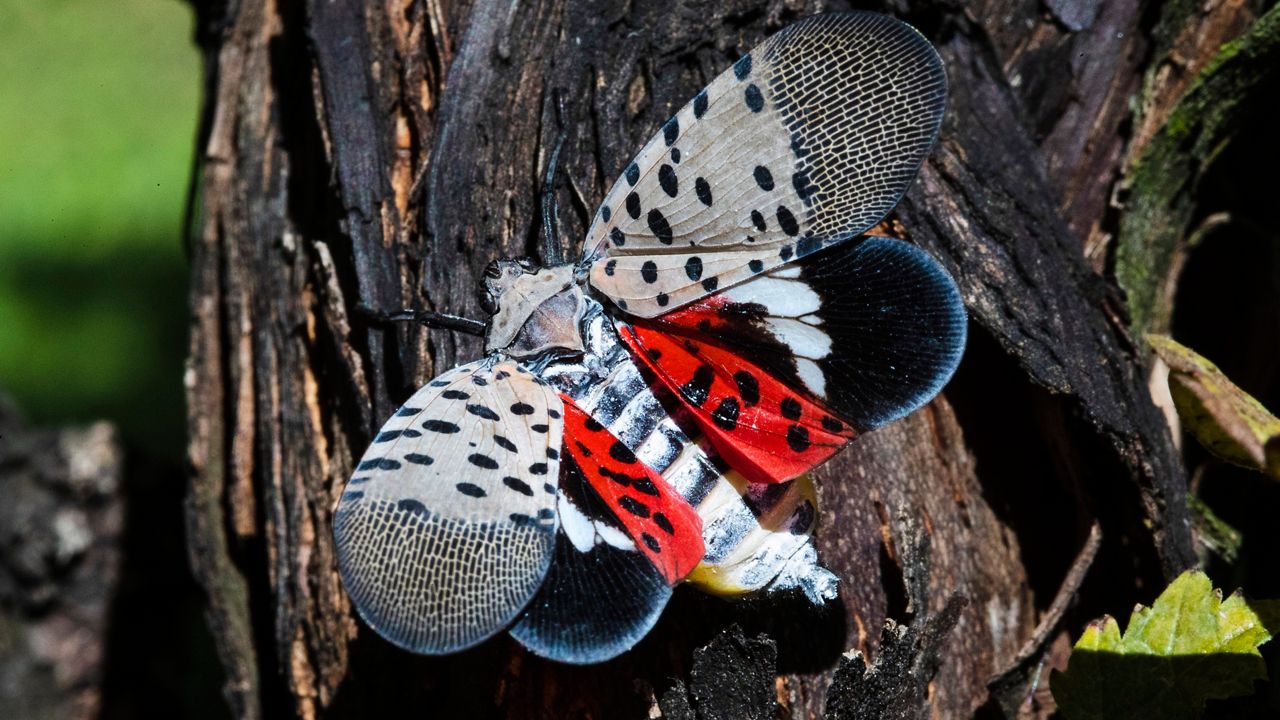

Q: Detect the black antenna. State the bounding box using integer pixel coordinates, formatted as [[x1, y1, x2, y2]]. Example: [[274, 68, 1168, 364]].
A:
[[357, 305, 487, 337], [540, 90, 570, 267]]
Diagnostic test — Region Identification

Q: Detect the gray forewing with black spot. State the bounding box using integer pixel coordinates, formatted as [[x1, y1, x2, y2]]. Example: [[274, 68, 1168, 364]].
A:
[[583, 12, 946, 318], [333, 359, 565, 655]]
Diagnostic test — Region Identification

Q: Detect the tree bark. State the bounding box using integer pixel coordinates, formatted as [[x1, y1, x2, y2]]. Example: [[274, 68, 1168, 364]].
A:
[[184, 0, 1266, 717]]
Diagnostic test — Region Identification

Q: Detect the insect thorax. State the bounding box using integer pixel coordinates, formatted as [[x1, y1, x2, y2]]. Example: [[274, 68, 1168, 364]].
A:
[[482, 260, 586, 358]]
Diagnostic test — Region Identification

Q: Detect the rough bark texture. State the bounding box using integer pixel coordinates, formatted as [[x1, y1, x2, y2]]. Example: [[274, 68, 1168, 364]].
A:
[[183, 0, 1270, 717], [0, 398, 124, 720]]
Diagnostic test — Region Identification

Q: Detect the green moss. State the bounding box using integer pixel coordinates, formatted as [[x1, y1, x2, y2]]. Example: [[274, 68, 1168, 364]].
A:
[[1115, 5, 1280, 338]]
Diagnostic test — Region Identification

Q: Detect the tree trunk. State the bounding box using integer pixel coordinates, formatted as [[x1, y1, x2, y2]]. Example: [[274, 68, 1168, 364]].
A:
[[183, 0, 1271, 717]]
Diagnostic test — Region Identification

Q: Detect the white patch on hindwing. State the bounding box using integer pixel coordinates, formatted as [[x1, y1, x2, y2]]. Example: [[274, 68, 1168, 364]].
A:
[[557, 492, 636, 552]]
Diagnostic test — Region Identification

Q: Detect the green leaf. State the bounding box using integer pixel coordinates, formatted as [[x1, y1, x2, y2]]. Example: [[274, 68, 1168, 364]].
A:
[[1148, 334, 1280, 479], [1052, 571, 1280, 720]]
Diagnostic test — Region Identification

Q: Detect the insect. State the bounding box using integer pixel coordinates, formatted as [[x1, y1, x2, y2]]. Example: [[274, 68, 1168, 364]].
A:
[[333, 12, 966, 664]]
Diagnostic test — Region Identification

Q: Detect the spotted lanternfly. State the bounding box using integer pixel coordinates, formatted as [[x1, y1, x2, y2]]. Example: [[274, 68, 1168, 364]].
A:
[[334, 12, 966, 664]]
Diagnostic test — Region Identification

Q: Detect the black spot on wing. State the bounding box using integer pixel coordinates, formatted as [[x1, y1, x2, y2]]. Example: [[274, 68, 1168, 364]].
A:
[[493, 435, 518, 452], [659, 164, 678, 197], [625, 162, 640, 186], [713, 397, 740, 431], [781, 397, 802, 420], [468, 453, 500, 469], [786, 425, 810, 453], [610, 227, 625, 247], [750, 209, 767, 232], [609, 441, 637, 464], [404, 453, 433, 466], [503, 476, 534, 496], [753, 166, 774, 191], [647, 209, 673, 245], [693, 90, 708, 118], [466, 404, 500, 421], [776, 206, 800, 236], [422, 419, 461, 433], [510, 402, 535, 415], [529, 463, 549, 475], [441, 389, 469, 400], [662, 116, 679, 146], [653, 512, 675, 534], [681, 365, 714, 406], [744, 84, 763, 112], [395, 406, 422, 417], [684, 256, 703, 281], [701, 277, 718, 293], [733, 54, 752, 80], [357, 457, 401, 471], [618, 495, 650, 518], [626, 192, 641, 219], [695, 177, 712, 206], [641, 261, 659, 284], [734, 371, 760, 406], [456, 482, 486, 498], [641, 533, 661, 553]]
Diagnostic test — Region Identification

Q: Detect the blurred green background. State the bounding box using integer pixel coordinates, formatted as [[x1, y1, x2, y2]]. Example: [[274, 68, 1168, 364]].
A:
[[0, 0, 197, 458]]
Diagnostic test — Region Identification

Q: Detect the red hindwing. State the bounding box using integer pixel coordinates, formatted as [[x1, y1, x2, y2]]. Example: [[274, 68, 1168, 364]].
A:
[[560, 397, 704, 584], [620, 323, 855, 485]]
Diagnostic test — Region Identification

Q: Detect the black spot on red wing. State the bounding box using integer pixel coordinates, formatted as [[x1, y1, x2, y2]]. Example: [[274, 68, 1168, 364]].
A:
[[822, 416, 845, 433], [776, 206, 800, 236], [733, 54, 752, 80], [653, 512, 675, 534], [357, 457, 401, 471], [466, 404, 500, 420], [786, 425, 811, 452], [641, 533, 661, 553], [781, 397, 802, 420], [468, 453, 500, 469], [503, 476, 534, 496], [753, 165, 774, 191], [744, 84, 764, 112], [695, 177, 712, 206], [734, 371, 760, 406], [404, 453, 433, 465], [693, 89, 708, 118], [618, 495, 650, 517], [713, 397, 740, 431], [662, 116, 679, 146], [659, 164, 678, 197], [749, 259, 764, 274], [422, 419, 460, 433], [610, 227, 625, 247], [648, 208, 673, 245], [646, 347, 663, 361], [696, 319, 712, 333], [510, 402, 535, 415], [493, 435, 518, 452], [631, 476, 659, 496], [584, 416, 605, 432], [641, 261, 659, 284], [625, 162, 640, 186], [529, 463, 549, 475], [609, 441, 638, 464], [657, 292, 670, 307], [681, 365, 714, 406], [626, 192, 641, 219], [456, 482, 487, 497], [604, 260, 617, 276], [750, 209, 767, 232], [441, 390, 470, 400], [395, 406, 422, 417], [574, 440, 593, 457], [684, 256, 703, 281], [701, 277, 718, 292]]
